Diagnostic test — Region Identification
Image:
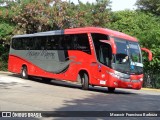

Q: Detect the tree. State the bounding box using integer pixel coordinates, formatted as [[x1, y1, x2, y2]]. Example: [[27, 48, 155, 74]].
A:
[[136, 0, 160, 15], [0, 20, 15, 43], [74, 0, 111, 27], [0, 5, 15, 43], [0, 0, 111, 70], [106, 10, 160, 88], [0, 0, 111, 34], [10, 0, 55, 34]]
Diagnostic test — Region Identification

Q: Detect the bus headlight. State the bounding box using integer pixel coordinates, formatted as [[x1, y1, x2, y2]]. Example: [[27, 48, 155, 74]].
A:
[[139, 78, 143, 82], [114, 71, 130, 79], [108, 72, 120, 79], [108, 71, 130, 82], [131, 78, 143, 83]]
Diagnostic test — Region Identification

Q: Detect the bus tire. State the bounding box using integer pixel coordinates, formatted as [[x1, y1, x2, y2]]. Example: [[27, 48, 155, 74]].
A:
[[108, 87, 115, 92], [21, 66, 28, 79], [81, 72, 89, 90]]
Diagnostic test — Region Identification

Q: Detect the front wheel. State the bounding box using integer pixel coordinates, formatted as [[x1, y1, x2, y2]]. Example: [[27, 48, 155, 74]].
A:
[[21, 66, 28, 79], [81, 73, 89, 90]]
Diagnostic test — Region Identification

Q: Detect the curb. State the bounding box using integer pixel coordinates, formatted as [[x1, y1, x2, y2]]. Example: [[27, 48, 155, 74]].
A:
[[0, 71, 12, 74], [141, 88, 160, 92]]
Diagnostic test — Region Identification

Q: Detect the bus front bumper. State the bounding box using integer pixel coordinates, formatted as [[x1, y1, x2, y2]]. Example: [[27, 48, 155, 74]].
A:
[[108, 72, 143, 90]]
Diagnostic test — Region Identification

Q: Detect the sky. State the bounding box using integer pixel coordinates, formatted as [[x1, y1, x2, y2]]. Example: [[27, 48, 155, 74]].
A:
[[2, 0, 138, 11], [66, 0, 137, 11]]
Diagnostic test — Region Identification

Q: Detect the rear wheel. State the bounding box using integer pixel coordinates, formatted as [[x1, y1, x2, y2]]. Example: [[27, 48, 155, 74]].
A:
[[21, 66, 28, 79], [108, 87, 115, 92], [80, 72, 89, 90]]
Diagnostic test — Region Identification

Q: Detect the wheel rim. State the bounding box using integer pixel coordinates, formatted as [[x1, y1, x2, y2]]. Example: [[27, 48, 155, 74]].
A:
[[82, 75, 85, 85], [22, 69, 26, 77]]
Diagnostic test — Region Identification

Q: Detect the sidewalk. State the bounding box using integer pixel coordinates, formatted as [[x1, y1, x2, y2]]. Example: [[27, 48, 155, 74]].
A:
[[0, 71, 12, 74], [141, 88, 160, 92]]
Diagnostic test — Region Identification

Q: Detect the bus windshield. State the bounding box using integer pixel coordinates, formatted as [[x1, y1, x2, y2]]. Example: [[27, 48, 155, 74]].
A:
[[112, 37, 143, 75]]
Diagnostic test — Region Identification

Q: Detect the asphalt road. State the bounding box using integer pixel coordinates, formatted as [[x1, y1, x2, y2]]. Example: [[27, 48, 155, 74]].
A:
[[0, 72, 160, 120]]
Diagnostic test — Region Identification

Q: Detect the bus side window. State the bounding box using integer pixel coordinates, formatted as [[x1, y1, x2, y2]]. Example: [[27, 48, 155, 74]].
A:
[[64, 35, 74, 50], [47, 36, 56, 50], [58, 36, 64, 50], [91, 33, 111, 67], [12, 38, 16, 49], [72, 35, 79, 50], [75, 34, 91, 54], [29, 37, 35, 50], [47, 35, 64, 50], [99, 44, 111, 66], [17, 38, 23, 50], [22, 38, 30, 50], [34, 36, 47, 50], [42, 36, 47, 50], [34, 37, 40, 50]]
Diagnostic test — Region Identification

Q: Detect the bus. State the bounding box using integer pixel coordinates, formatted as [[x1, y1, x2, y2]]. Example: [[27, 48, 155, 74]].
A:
[[8, 27, 152, 92]]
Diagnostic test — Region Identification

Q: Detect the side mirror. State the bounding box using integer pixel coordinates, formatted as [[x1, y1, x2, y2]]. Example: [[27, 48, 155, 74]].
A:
[[141, 47, 152, 61]]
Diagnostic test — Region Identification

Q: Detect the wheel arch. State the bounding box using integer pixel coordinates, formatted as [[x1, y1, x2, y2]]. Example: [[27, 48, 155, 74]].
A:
[[21, 64, 29, 74], [22, 64, 27, 68], [21, 64, 29, 79], [77, 69, 90, 83]]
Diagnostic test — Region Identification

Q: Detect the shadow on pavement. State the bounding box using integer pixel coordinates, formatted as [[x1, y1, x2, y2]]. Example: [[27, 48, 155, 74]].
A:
[[0, 74, 20, 88], [42, 93, 160, 120], [7, 73, 136, 95], [2, 73, 160, 120]]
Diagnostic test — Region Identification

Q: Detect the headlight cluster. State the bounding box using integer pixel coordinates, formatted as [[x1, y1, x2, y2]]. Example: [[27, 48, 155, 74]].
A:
[[108, 71, 143, 83], [132, 78, 143, 83], [108, 71, 130, 82]]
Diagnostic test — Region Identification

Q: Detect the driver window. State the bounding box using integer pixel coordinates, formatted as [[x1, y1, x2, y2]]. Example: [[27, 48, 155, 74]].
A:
[[91, 33, 112, 67], [99, 45, 110, 66]]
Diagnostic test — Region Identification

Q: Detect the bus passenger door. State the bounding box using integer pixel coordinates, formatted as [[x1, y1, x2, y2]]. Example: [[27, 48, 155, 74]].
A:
[[91, 44, 111, 86]]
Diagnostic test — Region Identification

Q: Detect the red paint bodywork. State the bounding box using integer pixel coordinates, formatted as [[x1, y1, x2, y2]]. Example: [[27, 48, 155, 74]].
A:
[[8, 27, 149, 90]]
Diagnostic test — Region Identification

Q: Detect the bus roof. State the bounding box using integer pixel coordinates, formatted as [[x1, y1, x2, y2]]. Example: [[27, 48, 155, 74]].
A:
[[12, 30, 64, 38], [13, 27, 138, 42], [65, 27, 138, 42]]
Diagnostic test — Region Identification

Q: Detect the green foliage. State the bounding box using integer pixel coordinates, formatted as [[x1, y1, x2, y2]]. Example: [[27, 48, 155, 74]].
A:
[[136, 0, 160, 15], [0, 3, 16, 43], [0, 20, 15, 43], [0, 0, 160, 88], [10, 0, 54, 34], [75, 0, 111, 27], [0, 44, 9, 71], [106, 10, 160, 88], [0, 0, 111, 34]]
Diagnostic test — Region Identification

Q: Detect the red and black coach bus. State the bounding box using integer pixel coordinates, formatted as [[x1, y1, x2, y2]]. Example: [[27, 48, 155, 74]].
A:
[[8, 27, 152, 92]]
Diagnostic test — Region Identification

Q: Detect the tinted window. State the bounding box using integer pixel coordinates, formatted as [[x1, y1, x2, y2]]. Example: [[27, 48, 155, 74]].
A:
[[11, 34, 91, 54], [34, 37, 47, 50], [12, 38, 31, 50], [67, 34, 91, 54], [91, 33, 112, 67], [12, 37, 47, 50]]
